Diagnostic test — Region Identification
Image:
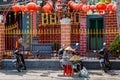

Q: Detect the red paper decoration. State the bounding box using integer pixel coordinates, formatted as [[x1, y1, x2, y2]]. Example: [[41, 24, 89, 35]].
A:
[[36, 5, 41, 11], [12, 5, 20, 12], [107, 3, 113, 11], [96, 2, 107, 11], [90, 5, 96, 11], [82, 5, 90, 13], [20, 5, 26, 12], [26, 2, 37, 12]]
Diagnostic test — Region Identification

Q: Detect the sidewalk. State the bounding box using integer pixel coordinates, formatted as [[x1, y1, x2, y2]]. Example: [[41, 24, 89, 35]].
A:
[[0, 70, 120, 80]]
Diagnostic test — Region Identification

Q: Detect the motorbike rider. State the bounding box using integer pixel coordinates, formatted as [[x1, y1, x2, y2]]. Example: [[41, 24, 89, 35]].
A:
[[14, 50, 26, 70]]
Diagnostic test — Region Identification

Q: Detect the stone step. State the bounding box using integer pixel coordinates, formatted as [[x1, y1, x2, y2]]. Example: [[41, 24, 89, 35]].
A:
[[1, 59, 120, 70]]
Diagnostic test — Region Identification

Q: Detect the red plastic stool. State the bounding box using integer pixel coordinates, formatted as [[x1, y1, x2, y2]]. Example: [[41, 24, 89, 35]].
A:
[[64, 65, 69, 76], [68, 65, 74, 76], [64, 65, 74, 76]]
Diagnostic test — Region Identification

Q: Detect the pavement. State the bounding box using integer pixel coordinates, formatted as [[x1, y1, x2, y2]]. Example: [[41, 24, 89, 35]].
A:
[[0, 70, 120, 80]]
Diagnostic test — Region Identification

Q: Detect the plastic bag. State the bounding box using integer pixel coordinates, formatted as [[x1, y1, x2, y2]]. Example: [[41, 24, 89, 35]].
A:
[[79, 67, 89, 78]]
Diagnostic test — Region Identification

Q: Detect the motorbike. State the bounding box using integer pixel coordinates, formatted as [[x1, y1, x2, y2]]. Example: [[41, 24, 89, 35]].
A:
[[12, 50, 25, 72], [98, 48, 111, 73], [59, 43, 84, 73]]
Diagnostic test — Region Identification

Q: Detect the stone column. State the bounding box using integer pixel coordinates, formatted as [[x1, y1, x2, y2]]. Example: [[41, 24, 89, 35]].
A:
[[80, 19, 87, 56], [0, 23, 5, 69], [60, 18, 71, 47]]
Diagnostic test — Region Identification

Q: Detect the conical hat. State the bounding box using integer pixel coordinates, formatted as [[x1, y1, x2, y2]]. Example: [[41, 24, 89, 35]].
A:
[[69, 55, 80, 61], [65, 46, 73, 51]]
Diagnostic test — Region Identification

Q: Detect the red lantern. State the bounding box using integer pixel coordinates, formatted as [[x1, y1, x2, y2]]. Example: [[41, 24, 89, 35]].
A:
[[78, 3, 83, 11], [43, 4, 50, 13], [36, 5, 41, 11], [90, 5, 96, 11], [82, 5, 90, 13], [96, 2, 107, 11], [48, 4, 53, 11], [57, 0, 61, 2], [69, 1, 75, 8], [26, 2, 37, 12], [24, 8, 29, 13], [20, 5, 26, 12], [107, 3, 113, 11], [112, 5, 116, 12], [68, 1, 73, 6], [73, 4, 79, 11], [12, 5, 20, 12]]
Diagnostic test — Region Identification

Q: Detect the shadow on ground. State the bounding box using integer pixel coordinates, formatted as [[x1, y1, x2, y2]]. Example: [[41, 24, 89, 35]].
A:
[[0, 69, 28, 76]]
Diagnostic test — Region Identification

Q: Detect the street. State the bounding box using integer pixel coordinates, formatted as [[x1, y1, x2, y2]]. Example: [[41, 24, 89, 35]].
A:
[[0, 70, 120, 80]]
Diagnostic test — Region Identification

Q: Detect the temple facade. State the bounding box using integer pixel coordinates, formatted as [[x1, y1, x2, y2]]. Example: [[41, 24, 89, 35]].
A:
[[0, 0, 118, 68]]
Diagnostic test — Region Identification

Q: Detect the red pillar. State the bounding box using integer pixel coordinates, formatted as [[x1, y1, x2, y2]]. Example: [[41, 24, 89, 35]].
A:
[[80, 18, 87, 56], [60, 18, 71, 47], [33, 0, 37, 36]]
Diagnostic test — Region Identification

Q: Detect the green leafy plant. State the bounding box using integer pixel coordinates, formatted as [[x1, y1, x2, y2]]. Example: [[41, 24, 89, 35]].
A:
[[109, 35, 120, 56], [51, 42, 60, 51]]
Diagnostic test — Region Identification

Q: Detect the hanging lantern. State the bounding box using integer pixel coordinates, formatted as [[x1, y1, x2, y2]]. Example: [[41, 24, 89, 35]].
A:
[[48, 0, 53, 10], [36, 5, 41, 11], [12, 5, 20, 12], [43, 0, 53, 13], [96, 2, 107, 13], [73, 4, 79, 11], [26, 2, 37, 13], [68, 1, 73, 6], [82, 5, 90, 13], [78, 3, 83, 11], [57, 0, 61, 2], [43, 4, 50, 13], [90, 5, 96, 11], [20, 5, 26, 12], [112, 5, 116, 12], [24, 8, 29, 13], [107, 3, 113, 11], [96, 2, 107, 11], [68, 1, 75, 8]]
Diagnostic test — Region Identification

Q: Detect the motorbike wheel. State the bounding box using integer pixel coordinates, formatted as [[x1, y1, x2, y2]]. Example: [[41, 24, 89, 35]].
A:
[[16, 66, 22, 72], [106, 62, 111, 70], [101, 62, 107, 73], [16, 63, 23, 72]]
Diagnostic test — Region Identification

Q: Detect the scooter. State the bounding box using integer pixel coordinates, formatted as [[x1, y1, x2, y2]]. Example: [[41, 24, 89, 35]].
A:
[[98, 48, 111, 73], [12, 50, 25, 72]]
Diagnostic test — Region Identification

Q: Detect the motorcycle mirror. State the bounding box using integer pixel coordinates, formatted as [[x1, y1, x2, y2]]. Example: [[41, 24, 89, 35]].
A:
[[76, 43, 79, 46], [93, 50, 96, 53], [61, 44, 65, 47]]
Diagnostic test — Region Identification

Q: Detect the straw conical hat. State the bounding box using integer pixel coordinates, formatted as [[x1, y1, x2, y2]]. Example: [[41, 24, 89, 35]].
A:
[[69, 55, 80, 61], [65, 46, 73, 51]]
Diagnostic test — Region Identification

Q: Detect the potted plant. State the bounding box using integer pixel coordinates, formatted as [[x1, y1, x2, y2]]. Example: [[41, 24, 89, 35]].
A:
[[109, 35, 120, 59], [51, 42, 61, 58], [51, 42, 60, 51]]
